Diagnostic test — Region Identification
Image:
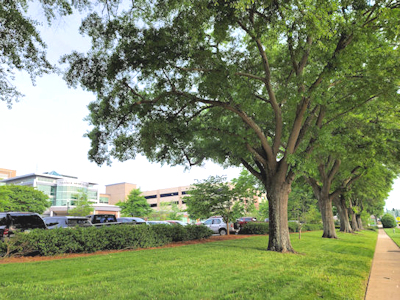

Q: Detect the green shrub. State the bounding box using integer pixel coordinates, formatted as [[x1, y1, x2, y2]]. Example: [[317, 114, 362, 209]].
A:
[[302, 223, 323, 231], [1, 224, 213, 257], [0, 240, 6, 255], [239, 222, 269, 234], [381, 214, 397, 228], [239, 221, 323, 235], [185, 224, 214, 240], [288, 221, 300, 232]]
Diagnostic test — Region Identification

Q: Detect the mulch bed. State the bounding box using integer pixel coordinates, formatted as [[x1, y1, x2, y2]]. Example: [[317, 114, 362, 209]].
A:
[[0, 234, 254, 264]]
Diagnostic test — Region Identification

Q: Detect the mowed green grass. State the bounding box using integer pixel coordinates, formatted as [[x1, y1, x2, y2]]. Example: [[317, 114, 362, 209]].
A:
[[0, 230, 377, 300], [384, 227, 400, 247]]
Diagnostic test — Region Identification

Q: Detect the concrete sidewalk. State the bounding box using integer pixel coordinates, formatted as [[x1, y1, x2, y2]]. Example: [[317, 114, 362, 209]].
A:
[[365, 228, 400, 300]]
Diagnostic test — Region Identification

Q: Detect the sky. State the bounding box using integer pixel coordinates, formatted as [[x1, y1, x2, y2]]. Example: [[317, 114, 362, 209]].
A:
[[0, 4, 399, 209]]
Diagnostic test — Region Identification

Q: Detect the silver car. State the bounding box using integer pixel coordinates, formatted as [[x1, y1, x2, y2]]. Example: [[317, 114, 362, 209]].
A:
[[202, 217, 239, 235]]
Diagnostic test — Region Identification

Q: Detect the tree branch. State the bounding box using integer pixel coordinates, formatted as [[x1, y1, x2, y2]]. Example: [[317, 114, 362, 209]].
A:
[[324, 95, 380, 126], [308, 34, 354, 93], [286, 97, 310, 155], [328, 159, 341, 182], [240, 158, 263, 181], [235, 72, 266, 82]]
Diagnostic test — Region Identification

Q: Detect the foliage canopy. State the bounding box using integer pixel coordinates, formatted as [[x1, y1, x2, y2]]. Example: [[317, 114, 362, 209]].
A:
[[185, 175, 251, 226], [0, 185, 50, 213], [68, 189, 94, 216], [116, 188, 152, 217]]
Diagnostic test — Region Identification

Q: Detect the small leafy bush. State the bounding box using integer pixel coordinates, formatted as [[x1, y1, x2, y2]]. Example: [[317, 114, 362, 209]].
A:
[[381, 214, 397, 228], [185, 225, 214, 240], [0, 240, 6, 255], [239, 221, 323, 235], [288, 222, 300, 232], [1, 224, 213, 257], [240, 222, 269, 234], [302, 223, 323, 231]]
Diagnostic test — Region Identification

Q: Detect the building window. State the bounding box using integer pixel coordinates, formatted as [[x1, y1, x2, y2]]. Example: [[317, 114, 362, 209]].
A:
[[99, 197, 109, 204], [145, 195, 157, 199], [160, 192, 179, 198], [150, 203, 157, 207]]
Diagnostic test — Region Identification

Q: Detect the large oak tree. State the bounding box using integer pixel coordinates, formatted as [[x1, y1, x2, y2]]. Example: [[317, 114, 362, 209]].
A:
[[63, 0, 400, 252]]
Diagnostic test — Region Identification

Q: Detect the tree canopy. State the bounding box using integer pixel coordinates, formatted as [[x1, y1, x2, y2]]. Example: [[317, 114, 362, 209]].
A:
[[68, 188, 94, 216], [0, 185, 50, 213], [185, 175, 245, 234], [63, 0, 400, 252], [116, 188, 152, 217]]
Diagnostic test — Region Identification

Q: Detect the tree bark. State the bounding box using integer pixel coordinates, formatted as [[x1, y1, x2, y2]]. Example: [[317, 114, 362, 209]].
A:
[[334, 195, 353, 233], [356, 214, 364, 230], [307, 171, 337, 239], [319, 196, 337, 238], [348, 207, 359, 231], [266, 180, 294, 253]]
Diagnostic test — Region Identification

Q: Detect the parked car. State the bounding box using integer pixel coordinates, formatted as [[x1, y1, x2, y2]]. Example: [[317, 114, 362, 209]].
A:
[[86, 214, 121, 227], [202, 217, 239, 235], [166, 220, 187, 226], [236, 217, 257, 229], [0, 212, 48, 241], [146, 221, 171, 225], [117, 217, 146, 225], [44, 216, 94, 229]]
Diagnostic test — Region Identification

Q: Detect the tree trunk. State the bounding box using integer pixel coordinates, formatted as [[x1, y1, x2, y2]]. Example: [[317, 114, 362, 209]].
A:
[[308, 177, 337, 239], [334, 196, 353, 233], [318, 197, 337, 238], [348, 208, 359, 231], [266, 182, 294, 253], [356, 214, 364, 230]]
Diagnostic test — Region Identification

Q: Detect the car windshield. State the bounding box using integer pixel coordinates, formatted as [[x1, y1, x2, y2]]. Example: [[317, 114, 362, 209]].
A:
[[94, 215, 115, 223], [0, 214, 7, 226], [10, 215, 46, 229]]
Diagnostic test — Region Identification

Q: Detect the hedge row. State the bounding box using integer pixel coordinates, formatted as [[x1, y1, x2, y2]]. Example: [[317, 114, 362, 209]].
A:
[[0, 224, 213, 257], [239, 222, 323, 234]]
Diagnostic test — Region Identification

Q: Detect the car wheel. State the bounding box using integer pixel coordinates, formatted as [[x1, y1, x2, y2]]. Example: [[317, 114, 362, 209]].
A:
[[219, 229, 227, 236]]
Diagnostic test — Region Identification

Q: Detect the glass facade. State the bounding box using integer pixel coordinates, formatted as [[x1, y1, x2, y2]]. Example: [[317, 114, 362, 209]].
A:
[[37, 177, 99, 207], [36, 184, 56, 196], [3, 173, 103, 209], [37, 177, 56, 183], [99, 196, 109, 204]]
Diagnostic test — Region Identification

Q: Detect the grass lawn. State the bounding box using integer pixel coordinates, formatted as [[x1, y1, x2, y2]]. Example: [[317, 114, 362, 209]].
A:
[[384, 227, 400, 247], [0, 230, 377, 300]]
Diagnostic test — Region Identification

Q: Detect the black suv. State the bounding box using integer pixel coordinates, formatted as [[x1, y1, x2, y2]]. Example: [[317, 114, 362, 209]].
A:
[[0, 212, 47, 241], [44, 216, 94, 229]]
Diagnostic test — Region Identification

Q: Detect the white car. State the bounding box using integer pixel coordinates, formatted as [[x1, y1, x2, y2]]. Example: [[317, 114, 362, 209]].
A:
[[202, 217, 239, 235]]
